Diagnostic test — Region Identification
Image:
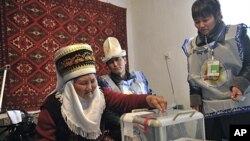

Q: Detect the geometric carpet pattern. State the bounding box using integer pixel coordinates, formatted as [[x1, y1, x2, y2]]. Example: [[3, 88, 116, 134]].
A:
[[0, 0, 127, 111]]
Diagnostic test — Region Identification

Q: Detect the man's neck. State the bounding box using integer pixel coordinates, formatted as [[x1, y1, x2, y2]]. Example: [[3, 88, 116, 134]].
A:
[[110, 71, 130, 84]]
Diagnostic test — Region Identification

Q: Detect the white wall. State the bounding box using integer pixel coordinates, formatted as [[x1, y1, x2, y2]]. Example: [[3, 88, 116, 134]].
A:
[[220, 0, 250, 25], [128, 0, 196, 108], [98, 0, 128, 8], [101, 0, 250, 108]]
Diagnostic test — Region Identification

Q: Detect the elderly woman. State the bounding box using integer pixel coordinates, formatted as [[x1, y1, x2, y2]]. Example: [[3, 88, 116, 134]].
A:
[[35, 43, 167, 141]]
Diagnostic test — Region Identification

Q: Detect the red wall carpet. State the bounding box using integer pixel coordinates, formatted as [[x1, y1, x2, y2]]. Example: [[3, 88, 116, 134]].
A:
[[0, 0, 127, 111]]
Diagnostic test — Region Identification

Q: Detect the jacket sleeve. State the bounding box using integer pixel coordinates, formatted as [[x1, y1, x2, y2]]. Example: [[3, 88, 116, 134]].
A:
[[102, 88, 150, 113], [232, 24, 250, 94], [189, 81, 202, 96], [35, 109, 56, 141], [97, 76, 110, 89], [139, 71, 154, 95]]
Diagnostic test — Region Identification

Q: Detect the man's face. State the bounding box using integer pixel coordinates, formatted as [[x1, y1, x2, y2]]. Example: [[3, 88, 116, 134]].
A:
[[194, 15, 217, 36], [73, 73, 97, 100], [106, 56, 126, 76]]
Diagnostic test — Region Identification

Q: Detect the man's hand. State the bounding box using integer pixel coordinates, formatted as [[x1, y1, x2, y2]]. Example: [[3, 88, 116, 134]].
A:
[[146, 95, 167, 112]]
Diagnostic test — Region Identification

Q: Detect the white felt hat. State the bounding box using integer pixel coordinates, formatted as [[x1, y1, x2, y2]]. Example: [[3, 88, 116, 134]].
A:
[[102, 37, 126, 62]]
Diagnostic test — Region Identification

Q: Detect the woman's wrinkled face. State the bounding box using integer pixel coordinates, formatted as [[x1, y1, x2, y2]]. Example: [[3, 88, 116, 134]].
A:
[[73, 73, 97, 100], [194, 15, 216, 36]]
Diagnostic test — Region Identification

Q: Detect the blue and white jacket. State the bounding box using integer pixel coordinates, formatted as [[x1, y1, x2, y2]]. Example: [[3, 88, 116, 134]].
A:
[[98, 71, 151, 95], [182, 23, 250, 118]]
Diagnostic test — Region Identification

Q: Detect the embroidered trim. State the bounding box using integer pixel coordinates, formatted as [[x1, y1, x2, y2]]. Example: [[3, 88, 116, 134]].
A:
[[182, 38, 191, 57], [205, 105, 250, 119], [55, 44, 92, 61], [235, 23, 245, 61]]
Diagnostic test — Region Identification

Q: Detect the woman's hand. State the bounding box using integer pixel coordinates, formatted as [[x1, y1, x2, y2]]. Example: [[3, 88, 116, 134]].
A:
[[230, 86, 243, 101], [146, 95, 167, 112]]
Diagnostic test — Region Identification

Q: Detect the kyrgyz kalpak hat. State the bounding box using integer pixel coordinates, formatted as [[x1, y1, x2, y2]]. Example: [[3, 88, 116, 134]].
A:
[[102, 37, 126, 62]]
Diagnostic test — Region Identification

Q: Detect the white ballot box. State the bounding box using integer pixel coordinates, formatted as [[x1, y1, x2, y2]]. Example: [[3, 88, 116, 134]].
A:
[[120, 109, 205, 141]]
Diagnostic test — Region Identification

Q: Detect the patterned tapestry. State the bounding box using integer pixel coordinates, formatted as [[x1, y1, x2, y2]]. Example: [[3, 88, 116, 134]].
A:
[[0, 0, 127, 111]]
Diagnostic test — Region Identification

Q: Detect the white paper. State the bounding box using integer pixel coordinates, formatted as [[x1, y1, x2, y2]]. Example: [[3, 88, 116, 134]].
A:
[[124, 121, 134, 137], [122, 111, 152, 137], [7, 110, 22, 124]]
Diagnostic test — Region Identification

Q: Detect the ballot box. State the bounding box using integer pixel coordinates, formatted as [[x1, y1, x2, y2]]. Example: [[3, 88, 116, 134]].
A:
[[120, 109, 205, 141]]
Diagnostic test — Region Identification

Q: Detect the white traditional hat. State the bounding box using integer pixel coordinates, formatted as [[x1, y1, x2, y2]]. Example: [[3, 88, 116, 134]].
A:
[[102, 37, 126, 62]]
